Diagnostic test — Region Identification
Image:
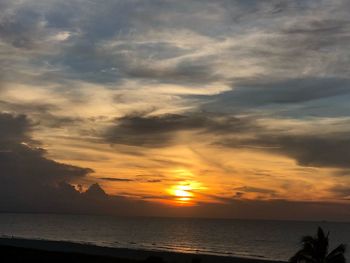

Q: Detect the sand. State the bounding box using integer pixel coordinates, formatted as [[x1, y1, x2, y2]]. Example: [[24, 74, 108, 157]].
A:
[[0, 237, 287, 263]]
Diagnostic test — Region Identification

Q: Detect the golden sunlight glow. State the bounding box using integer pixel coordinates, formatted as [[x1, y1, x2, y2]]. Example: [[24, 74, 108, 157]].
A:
[[174, 185, 193, 198], [167, 180, 206, 205], [170, 184, 194, 205]]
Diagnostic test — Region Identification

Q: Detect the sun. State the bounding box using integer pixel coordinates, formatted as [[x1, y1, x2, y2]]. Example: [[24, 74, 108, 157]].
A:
[[174, 184, 193, 202], [167, 181, 205, 205], [170, 184, 193, 205]]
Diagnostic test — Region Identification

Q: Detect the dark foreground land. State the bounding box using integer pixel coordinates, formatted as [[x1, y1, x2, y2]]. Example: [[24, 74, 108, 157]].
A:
[[0, 238, 286, 263]]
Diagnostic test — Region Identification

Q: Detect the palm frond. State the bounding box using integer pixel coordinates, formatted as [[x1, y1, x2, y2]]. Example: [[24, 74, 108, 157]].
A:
[[326, 252, 346, 263], [327, 244, 346, 263], [302, 236, 316, 245], [290, 251, 317, 263], [290, 228, 345, 263]]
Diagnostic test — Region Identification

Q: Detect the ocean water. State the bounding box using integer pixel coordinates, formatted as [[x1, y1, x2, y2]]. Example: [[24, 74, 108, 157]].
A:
[[0, 214, 349, 261]]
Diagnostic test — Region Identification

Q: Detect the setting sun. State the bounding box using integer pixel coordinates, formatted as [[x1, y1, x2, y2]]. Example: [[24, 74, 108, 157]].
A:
[[171, 186, 193, 205], [174, 185, 192, 198], [167, 181, 206, 205]]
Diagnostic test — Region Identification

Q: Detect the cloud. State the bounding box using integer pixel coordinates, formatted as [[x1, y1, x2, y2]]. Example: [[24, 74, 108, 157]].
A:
[[104, 111, 350, 171], [0, 100, 84, 129], [0, 112, 94, 210], [0, 113, 32, 144], [221, 132, 350, 169], [145, 179, 162, 183], [233, 186, 276, 195], [0, 113, 92, 183], [328, 185, 350, 199], [83, 183, 108, 199], [99, 177, 162, 183], [0, 112, 155, 215], [125, 57, 221, 85], [99, 177, 134, 182], [104, 113, 255, 147], [0, 4, 44, 48], [207, 78, 350, 111], [282, 18, 347, 36], [0, 114, 173, 216]]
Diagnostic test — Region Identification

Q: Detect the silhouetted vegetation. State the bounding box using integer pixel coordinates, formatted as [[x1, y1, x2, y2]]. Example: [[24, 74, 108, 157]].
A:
[[290, 227, 346, 263]]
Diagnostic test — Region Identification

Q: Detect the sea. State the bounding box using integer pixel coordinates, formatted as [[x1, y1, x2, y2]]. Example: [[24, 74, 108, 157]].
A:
[[0, 213, 349, 261]]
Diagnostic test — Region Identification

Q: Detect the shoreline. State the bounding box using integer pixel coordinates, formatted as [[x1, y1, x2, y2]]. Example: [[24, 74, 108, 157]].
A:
[[0, 237, 286, 263]]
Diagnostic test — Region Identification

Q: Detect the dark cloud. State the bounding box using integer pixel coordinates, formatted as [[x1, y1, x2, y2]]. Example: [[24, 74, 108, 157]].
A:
[[104, 114, 203, 147], [146, 179, 162, 183], [0, 1, 78, 49], [0, 100, 56, 114], [0, 112, 161, 216], [0, 113, 32, 144], [281, 18, 350, 52], [99, 177, 134, 182], [0, 114, 164, 214], [0, 100, 83, 128], [0, 7, 43, 48], [83, 183, 108, 199], [0, 113, 92, 182], [257, 16, 350, 75], [328, 185, 350, 199], [50, 41, 124, 84], [0, 180, 157, 216], [244, 78, 350, 104], [49, 38, 219, 85], [283, 19, 347, 36], [233, 186, 276, 195], [0, 112, 94, 212], [104, 113, 255, 147], [205, 78, 350, 113], [221, 132, 350, 169], [126, 58, 220, 85], [105, 111, 350, 170], [99, 177, 162, 183]]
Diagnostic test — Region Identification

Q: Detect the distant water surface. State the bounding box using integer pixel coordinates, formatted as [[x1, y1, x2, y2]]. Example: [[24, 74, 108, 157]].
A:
[[0, 213, 349, 261]]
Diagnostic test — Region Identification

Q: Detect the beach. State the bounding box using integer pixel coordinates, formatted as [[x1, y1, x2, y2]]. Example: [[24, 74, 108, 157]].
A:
[[0, 237, 286, 263]]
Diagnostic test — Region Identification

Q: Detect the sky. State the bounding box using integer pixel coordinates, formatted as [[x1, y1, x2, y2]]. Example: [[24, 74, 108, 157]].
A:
[[1, 0, 350, 221]]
